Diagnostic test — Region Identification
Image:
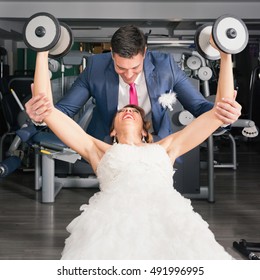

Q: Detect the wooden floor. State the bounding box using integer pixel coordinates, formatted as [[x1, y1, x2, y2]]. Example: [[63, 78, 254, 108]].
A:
[[0, 137, 259, 260]]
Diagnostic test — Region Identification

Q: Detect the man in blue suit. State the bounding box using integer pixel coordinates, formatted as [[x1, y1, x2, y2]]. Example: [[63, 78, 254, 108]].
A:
[[26, 25, 241, 141]]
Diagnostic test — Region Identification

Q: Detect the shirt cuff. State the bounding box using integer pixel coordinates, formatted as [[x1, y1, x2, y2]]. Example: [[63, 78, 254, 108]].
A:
[[31, 120, 47, 126]]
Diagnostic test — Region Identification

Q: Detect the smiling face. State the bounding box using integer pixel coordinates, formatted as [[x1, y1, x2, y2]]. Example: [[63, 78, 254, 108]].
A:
[[118, 107, 142, 120], [110, 105, 152, 143], [110, 25, 147, 85], [113, 106, 144, 131], [112, 52, 145, 85]]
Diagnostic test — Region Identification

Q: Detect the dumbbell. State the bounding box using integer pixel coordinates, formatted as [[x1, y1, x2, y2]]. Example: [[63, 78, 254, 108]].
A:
[[195, 14, 249, 60], [23, 12, 74, 58]]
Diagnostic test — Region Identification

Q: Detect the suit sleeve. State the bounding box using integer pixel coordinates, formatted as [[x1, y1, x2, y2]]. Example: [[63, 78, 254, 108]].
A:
[[55, 58, 93, 118]]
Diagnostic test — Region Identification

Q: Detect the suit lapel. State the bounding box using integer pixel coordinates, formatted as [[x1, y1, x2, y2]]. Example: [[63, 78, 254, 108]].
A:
[[105, 62, 119, 125], [144, 55, 163, 133]]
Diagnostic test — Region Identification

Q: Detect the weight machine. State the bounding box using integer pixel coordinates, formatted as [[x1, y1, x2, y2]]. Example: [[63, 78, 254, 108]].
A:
[[1, 12, 256, 205]]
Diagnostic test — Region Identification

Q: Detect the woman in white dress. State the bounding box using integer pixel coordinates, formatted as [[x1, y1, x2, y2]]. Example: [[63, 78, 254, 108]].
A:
[[33, 39, 237, 260]]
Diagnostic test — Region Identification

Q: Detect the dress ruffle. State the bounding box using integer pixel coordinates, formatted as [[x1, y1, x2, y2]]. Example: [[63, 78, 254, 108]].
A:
[[61, 144, 232, 260]]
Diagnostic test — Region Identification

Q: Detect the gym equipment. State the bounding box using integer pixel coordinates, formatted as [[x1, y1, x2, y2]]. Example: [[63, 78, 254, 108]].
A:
[[32, 99, 98, 203], [0, 75, 33, 154], [167, 77, 203, 198], [0, 156, 22, 178], [60, 50, 92, 96], [197, 66, 213, 81], [205, 91, 258, 170], [241, 122, 259, 138], [233, 239, 260, 260], [23, 12, 74, 58], [195, 14, 249, 60], [148, 46, 216, 202], [0, 47, 7, 78], [48, 58, 60, 73], [34, 51, 95, 203], [186, 55, 201, 70], [213, 119, 258, 170], [0, 49, 94, 203], [249, 65, 260, 129], [7, 51, 95, 203], [0, 74, 35, 179], [178, 110, 195, 126], [151, 46, 257, 200]]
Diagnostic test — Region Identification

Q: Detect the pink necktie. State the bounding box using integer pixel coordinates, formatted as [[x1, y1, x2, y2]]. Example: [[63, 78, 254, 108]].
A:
[[129, 83, 138, 105]]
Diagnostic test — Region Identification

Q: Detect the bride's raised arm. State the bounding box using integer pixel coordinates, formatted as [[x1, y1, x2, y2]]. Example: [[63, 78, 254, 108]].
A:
[[160, 44, 235, 163], [33, 52, 109, 171]]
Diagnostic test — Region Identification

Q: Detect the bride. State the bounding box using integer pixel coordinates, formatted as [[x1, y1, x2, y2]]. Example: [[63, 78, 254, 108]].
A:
[[33, 39, 236, 260]]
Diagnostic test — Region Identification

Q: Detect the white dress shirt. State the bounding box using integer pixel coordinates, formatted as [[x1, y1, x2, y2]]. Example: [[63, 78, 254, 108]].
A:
[[118, 71, 153, 129]]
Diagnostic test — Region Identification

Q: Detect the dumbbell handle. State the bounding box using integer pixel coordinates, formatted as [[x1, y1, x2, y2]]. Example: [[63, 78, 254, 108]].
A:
[[226, 28, 237, 39], [35, 26, 46, 38]]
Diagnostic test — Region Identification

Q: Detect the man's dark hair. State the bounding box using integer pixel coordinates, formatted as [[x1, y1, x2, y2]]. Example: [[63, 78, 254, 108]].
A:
[[111, 25, 147, 58]]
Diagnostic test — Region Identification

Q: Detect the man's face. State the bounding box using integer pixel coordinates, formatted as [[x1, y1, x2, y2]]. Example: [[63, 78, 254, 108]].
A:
[[112, 52, 145, 84]]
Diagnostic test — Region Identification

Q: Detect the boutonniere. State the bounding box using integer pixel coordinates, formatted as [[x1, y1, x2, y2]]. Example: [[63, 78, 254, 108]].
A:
[[158, 90, 177, 111]]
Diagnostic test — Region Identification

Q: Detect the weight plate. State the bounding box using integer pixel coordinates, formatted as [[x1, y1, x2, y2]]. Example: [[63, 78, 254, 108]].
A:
[[48, 58, 60, 72], [49, 22, 74, 58], [178, 110, 195, 126], [186, 55, 202, 70], [195, 24, 220, 60], [213, 14, 249, 54], [23, 12, 60, 52], [198, 66, 213, 81]]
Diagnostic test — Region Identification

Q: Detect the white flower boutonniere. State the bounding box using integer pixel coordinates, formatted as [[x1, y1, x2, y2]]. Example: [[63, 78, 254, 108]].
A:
[[158, 91, 177, 111]]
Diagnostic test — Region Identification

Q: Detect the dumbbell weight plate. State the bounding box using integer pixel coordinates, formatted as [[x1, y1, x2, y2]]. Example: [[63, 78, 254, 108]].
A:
[[23, 12, 60, 52], [195, 24, 221, 61], [213, 14, 249, 55], [49, 22, 74, 58]]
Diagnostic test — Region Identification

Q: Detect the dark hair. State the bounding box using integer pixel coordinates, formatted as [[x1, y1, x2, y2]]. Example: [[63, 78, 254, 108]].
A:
[[110, 104, 153, 143], [111, 25, 147, 58]]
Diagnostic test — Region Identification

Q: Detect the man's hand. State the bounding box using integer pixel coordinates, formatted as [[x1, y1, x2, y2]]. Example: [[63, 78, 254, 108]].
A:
[[215, 91, 242, 125], [25, 93, 53, 124]]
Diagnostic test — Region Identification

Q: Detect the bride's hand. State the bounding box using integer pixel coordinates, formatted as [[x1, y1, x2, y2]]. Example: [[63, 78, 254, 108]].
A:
[[209, 35, 229, 57]]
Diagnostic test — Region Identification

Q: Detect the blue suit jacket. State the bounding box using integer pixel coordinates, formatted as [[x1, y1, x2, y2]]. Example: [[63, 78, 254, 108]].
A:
[[56, 50, 213, 141]]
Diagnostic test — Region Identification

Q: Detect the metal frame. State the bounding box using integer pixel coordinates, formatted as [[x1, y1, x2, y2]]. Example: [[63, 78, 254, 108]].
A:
[[34, 147, 99, 203]]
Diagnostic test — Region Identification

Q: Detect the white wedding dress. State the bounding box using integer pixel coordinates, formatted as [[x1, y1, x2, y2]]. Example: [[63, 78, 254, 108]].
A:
[[61, 144, 233, 260]]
